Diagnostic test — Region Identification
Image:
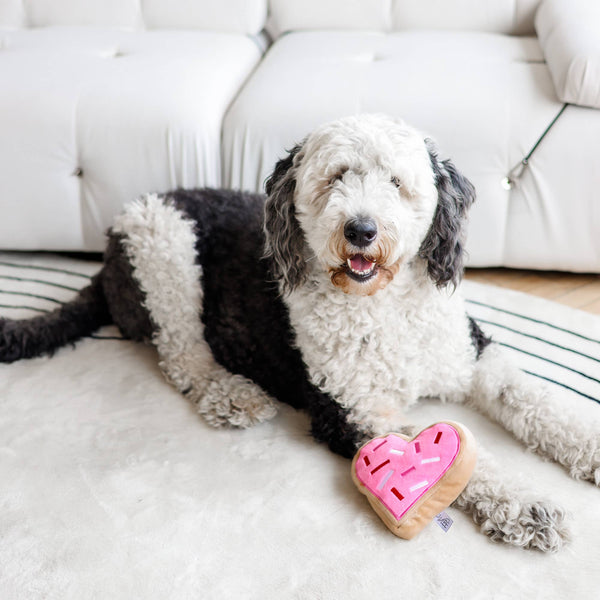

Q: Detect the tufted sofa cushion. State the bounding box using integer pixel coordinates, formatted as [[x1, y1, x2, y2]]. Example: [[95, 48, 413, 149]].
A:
[[392, 0, 540, 35], [0, 0, 266, 34], [267, 0, 541, 37]]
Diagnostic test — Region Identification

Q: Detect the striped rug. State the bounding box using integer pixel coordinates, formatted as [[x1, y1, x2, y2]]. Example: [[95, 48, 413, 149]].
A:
[[0, 252, 598, 407]]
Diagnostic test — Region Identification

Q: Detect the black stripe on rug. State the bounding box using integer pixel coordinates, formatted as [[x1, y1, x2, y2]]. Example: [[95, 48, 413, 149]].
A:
[[469, 304, 599, 404], [0, 274, 80, 292], [524, 371, 599, 403], [0, 290, 63, 304], [0, 304, 51, 314], [473, 317, 600, 364], [0, 260, 92, 279], [466, 298, 600, 345], [498, 341, 600, 385]]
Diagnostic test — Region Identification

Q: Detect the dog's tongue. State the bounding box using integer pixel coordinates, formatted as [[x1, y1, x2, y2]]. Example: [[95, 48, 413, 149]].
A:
[[349, 255, 374, 272]]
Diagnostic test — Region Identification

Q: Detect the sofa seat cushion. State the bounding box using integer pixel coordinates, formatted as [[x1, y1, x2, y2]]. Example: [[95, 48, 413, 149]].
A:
[[223, 31, 600, 271], [0, 27, 262, 251]]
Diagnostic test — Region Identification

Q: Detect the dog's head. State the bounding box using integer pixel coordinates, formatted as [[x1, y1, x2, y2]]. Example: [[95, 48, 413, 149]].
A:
[[264, 115, 475, 296]]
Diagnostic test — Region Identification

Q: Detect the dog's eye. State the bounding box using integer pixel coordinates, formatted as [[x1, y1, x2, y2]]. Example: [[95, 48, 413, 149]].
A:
[[328, 168, 348, 186], [391, 176, 402, 189]]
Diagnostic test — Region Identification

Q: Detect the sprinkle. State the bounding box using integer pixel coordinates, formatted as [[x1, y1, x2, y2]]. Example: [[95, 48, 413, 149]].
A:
[[377, 469, 395, 490], [391, 487, 404, 501], [409, 480, 429, 493], [371, 459, 390, 475], [373, 439, 388, 451]]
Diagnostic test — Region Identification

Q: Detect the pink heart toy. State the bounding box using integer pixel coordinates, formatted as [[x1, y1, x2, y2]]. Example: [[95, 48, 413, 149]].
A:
[[351, 421, 477, 539]]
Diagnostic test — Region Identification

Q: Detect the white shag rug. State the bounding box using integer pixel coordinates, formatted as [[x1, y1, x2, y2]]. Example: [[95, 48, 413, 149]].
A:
[[1, 253, 599, 600]]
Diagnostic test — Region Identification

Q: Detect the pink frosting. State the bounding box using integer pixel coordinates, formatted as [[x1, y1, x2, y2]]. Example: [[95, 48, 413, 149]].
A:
[[354, 423, 461, 521]]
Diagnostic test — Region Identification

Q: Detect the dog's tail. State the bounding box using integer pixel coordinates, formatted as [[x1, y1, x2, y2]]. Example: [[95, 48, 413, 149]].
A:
[[0, 272, 112, 363]]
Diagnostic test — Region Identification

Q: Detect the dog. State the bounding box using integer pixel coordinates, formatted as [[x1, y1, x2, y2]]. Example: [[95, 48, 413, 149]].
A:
[[1, 114, 598, 552]]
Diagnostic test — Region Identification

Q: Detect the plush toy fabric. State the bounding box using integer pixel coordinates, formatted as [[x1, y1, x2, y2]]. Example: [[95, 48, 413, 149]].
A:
[[352, 422, 477, 539]]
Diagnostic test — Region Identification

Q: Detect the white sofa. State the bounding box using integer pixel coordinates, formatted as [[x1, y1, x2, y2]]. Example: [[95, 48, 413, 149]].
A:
[[1, 0, 599, 272]]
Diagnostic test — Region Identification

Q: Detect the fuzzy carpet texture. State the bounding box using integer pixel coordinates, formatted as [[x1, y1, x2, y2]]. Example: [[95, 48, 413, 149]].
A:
[[0, 253, 599, 599]]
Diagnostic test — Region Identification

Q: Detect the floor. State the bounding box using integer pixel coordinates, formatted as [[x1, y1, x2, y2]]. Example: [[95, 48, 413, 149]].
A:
[[464, 268, 600, 315]]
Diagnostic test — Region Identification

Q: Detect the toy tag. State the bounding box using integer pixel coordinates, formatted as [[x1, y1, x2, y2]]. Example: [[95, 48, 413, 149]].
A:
[[434, 511, 453, 532]]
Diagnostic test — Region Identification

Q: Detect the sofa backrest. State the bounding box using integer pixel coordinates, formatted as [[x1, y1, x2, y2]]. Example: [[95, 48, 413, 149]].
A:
[[268, 0, 541, 37], [0, 0, 267, 35]]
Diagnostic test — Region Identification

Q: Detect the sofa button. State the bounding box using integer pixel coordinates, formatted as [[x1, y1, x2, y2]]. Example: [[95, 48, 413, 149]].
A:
[[72, 167, 83, 177], [100, 47, 124, 59]]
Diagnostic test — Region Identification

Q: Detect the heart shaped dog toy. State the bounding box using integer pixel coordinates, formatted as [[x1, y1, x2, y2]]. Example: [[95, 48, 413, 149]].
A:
[[352, 422, 477, 539]]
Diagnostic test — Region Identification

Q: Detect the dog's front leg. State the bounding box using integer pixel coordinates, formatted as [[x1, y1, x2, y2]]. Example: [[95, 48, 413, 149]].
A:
[[466, 344, 600, 485], [113, 194, 277, 429], [305, 385, 415, 458], [453, 445, 569, 552], [160, 343, 278, 429]]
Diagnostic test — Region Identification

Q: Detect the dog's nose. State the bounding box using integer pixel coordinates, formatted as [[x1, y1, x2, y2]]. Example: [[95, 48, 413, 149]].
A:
[[344, 218, 377, 247]]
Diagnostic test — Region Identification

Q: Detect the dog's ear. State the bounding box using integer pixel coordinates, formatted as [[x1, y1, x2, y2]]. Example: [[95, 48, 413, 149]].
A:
[[418, 138, 476, 289], [263, 142, 307, 294]]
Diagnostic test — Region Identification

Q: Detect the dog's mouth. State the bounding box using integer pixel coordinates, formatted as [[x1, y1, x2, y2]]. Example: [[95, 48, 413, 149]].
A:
[[345, 254, 377, 281], [330, 252, 399, 295]]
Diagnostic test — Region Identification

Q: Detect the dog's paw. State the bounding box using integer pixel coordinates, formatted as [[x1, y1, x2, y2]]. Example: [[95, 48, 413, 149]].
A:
[[195, 374, 278, 429], [477, 499, 569, 553], [567, 439, 600, 487]]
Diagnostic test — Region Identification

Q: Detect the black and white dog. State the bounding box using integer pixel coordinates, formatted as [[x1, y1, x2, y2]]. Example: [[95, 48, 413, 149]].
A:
[[1, 115, 598, 551]]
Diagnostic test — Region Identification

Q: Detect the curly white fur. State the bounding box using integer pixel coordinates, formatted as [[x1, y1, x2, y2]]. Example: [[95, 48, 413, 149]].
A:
[[469, 344, 600, 485], [285, 265, 475, 435]]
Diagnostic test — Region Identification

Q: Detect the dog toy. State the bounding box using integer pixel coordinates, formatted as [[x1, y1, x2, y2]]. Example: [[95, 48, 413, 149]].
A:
[[351, 421, 477, 539]]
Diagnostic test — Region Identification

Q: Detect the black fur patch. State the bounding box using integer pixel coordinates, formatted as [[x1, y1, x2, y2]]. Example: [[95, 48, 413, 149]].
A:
[[306, 383, 367, 458], [468, 317, 492, 358], [419, 141, 476, 288], [102, 233, 154, 342], [165, 189, 314, 408], [263, 143, 308, 294]]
